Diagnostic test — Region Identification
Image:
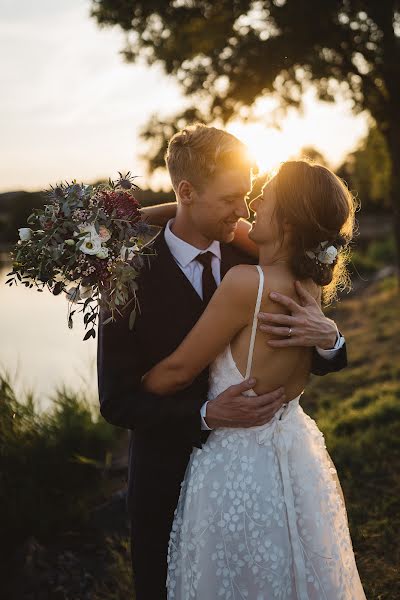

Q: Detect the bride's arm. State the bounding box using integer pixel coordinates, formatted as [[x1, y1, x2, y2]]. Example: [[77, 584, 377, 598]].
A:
[[142, 266, 255, 395], [140, 202, 176, 226]]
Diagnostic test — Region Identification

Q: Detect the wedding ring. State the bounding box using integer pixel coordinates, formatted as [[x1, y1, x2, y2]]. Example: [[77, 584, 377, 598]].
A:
[[288, 327, 292, 338]]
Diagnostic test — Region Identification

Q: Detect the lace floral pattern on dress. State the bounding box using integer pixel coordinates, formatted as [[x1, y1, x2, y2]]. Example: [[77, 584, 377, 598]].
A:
[[167, 347, 366, 599]]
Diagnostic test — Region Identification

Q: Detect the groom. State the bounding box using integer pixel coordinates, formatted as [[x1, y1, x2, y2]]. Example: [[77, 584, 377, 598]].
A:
[[97, 124, 347, 599]]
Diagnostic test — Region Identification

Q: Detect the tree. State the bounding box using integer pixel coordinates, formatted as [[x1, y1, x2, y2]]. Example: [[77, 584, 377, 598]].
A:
[[338, 126, 392, 212], [90, 0, 400, 271]]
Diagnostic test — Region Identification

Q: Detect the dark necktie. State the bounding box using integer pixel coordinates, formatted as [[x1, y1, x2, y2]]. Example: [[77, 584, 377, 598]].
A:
[[195, 251, 218, 305]]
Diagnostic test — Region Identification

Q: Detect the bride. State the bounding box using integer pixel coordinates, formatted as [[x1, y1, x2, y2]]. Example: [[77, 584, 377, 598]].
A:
[[143, 160, 366, 599]]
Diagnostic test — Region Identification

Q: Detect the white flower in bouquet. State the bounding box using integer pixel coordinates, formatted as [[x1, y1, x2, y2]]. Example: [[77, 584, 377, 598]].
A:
[[120, 244, 137, 261], [79, 222, 101, 242], [96, 247, 109, 259], [79, 223, 98, 237], [18, 228, 32, 241], [80, 238, 102, 255], [120, 237, 141, 261]]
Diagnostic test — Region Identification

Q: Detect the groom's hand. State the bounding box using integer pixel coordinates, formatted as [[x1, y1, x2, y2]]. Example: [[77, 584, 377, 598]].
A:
[[205, 380, 286, 429], [257, 281, 338, 350]]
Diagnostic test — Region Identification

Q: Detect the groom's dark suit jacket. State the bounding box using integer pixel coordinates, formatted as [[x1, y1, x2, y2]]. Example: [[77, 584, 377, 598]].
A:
[[97, 229, 347, 599]]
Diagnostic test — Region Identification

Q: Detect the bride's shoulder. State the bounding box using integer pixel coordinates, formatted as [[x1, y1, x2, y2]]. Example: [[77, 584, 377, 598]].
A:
[[219, 264, 261, 305], [223, 264, 260, 285]]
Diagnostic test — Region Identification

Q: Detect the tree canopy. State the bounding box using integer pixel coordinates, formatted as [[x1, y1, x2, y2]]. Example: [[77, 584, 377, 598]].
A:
[[91, 0, 400, 267], [338, 126, 392, 211]]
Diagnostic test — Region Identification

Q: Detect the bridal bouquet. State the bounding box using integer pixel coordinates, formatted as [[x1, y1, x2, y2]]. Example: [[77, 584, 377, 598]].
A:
[[6, 173, 155, 340]]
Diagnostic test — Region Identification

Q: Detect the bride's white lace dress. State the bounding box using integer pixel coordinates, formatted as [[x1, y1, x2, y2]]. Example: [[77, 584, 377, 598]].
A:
[[167, 267, 366, 599]]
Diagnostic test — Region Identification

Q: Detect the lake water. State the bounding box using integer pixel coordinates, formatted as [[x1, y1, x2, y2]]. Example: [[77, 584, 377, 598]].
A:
[[0, 259, 97, 410]]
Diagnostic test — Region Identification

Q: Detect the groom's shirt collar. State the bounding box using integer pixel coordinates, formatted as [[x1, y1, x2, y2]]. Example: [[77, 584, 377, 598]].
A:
[[164, 219, 221, 268]]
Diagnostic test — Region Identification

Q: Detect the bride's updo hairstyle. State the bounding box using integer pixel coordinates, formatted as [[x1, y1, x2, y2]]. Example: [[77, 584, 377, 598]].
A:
[[273, 160, 356, 304]]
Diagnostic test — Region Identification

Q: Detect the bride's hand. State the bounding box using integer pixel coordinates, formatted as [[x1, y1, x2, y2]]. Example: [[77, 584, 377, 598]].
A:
[[257, 281, 338, 350]]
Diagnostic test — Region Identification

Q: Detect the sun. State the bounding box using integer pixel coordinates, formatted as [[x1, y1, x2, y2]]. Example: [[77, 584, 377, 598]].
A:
[[227, 121, 305, 175], [226, 91, 369, 176]]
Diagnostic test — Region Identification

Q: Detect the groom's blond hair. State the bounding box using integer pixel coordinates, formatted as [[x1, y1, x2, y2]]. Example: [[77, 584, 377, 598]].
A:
[[165, 123, 251, 192]]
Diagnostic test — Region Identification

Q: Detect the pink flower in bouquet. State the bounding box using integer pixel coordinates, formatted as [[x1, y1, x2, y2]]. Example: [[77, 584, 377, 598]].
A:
[[98, 225, 111, 242]]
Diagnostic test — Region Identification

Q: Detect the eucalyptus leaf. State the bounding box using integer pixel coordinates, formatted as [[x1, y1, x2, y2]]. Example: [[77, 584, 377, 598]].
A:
[[83, 328, 95, 341], [52, 281, 64, 295], [129, 309, 136, 330]]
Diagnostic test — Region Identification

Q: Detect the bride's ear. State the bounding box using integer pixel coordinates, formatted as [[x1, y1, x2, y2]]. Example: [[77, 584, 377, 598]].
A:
[[177, 180, 194, 205]]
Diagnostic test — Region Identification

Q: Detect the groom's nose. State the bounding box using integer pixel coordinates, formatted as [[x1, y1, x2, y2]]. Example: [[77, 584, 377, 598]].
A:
[[234, 197, 250, 220]]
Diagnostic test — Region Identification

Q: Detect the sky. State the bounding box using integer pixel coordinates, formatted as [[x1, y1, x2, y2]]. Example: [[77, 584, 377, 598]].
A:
[[0, 0, 369, 193]]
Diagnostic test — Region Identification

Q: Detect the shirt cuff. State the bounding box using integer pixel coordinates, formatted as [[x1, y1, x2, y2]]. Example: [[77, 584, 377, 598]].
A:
[[200, 400, 212, 430], [316, 323, 345, 359]]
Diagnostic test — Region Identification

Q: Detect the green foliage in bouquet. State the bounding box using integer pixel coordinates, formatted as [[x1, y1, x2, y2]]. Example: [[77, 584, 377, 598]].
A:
[[6, 173, 155, 340]]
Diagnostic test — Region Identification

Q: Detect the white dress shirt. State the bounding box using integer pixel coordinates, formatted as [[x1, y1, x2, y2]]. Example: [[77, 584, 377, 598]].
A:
[[163, 219, 345, 431]]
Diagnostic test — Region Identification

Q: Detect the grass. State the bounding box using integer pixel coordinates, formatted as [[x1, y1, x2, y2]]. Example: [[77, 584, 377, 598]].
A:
[[303, 275, 400, 599], [0, 377, 119, 557], [92, 537, 133, 599]]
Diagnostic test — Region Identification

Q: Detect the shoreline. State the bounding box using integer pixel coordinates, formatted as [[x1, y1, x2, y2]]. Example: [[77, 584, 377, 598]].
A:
[[0, 249, 12, 265]]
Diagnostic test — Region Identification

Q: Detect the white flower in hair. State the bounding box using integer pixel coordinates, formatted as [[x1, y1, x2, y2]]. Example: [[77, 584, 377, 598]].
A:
[[318, 245, 338, 264], [306, 241, 338, 264]]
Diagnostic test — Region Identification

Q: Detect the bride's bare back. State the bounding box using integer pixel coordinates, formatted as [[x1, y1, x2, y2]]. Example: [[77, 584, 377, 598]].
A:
[[229, 264, 319, 400], [143, 262, 321, 400]]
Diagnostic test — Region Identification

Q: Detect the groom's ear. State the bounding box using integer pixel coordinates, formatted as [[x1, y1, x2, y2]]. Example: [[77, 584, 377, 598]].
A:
[[177, 180, 194, 205]]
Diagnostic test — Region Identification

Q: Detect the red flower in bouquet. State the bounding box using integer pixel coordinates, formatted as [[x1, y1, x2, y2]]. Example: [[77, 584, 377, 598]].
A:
[[101, 190, 141, 221]]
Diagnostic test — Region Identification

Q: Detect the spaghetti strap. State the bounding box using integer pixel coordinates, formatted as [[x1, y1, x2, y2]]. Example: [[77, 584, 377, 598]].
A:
[[244, 265, 264, 380]]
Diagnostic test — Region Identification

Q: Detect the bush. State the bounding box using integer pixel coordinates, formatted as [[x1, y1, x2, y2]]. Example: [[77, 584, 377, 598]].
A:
[[349, 235, 396, 276], [0, 374, 118, 557], [350, 249, 379, 275], [368, 236, 396, 265]]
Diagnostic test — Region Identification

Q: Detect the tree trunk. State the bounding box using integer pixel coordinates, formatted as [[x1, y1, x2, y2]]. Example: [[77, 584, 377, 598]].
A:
[[385, 119, 400, 285]]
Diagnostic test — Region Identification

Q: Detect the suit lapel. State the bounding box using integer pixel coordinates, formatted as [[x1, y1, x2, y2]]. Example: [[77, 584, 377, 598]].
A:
[[149, 228, 204, 310]]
